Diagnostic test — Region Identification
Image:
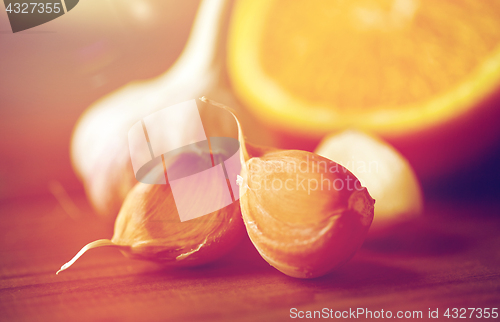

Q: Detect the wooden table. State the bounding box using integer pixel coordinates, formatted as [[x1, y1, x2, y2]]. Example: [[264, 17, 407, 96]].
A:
[[1, 192, 499, 321]]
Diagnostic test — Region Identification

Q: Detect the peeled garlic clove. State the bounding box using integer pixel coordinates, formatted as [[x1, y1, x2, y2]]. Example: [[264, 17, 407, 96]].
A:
[[315, 130, 423, 229], [239, 150, 375, 279], [57, 163, 244, 274]]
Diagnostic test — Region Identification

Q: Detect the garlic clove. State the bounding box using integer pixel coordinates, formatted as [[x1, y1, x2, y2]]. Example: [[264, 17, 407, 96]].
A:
[[200, 97, 376, 279], [56, 164, 245, 274], [58, 131, 246, 274], [240, 150, 375, 278], [315, 130, 423, 230]]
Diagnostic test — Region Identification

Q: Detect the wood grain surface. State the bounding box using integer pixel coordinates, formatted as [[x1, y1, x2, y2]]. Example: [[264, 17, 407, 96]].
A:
[[1, 192, 499, 322]]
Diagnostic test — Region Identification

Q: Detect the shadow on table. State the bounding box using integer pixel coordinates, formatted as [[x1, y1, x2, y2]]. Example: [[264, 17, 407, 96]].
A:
[[363, 219, 470, 257], [131, 235, 420, 291]]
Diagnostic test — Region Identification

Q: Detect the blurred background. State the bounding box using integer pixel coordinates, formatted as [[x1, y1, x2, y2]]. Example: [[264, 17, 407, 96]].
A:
[[0, 0, 202, 200], [1, 0, 499, 204]]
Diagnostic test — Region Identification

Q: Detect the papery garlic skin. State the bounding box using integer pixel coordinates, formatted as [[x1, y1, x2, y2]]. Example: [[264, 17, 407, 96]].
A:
[[239, 150, 375, 278], [111, 181, 244, 265]]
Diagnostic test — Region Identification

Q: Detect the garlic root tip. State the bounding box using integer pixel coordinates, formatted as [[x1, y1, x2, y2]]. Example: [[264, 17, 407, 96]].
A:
[[55, 239, 118, 275]]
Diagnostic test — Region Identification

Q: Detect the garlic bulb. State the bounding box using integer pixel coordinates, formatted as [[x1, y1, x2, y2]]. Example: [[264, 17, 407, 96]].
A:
[[71, 0, 272, 217]]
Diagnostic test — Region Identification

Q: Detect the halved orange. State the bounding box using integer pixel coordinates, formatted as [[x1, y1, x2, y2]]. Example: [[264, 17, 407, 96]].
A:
[[227, 0, 500, 179]]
